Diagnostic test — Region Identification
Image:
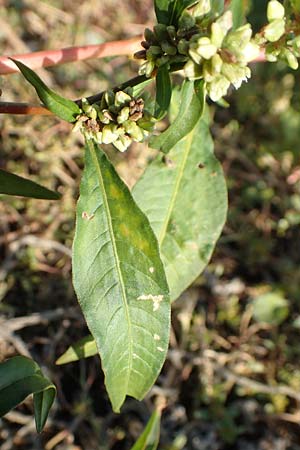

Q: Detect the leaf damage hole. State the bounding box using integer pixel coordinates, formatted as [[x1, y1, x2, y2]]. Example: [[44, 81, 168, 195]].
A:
[[149, 267, 155, 273], [137, 294, 164, 311], [82, 211, 95, 221]]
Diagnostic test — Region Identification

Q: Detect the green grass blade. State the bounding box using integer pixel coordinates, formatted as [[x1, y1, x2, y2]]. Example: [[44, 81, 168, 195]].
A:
[[72, 139, 170, 412], [55, 335, 97, 365], [130, 409, 161, 450]]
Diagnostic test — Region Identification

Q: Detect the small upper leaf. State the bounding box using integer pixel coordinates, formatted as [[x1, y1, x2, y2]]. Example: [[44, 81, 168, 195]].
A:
[[230, 0, 245, 29], [150, 80, 205, 154], [155, 65, 172, 120], [11, 59, 81, 122], [0, 168, 61, 200], [0, 356, 56, 433], [155, 0, 198, 25]]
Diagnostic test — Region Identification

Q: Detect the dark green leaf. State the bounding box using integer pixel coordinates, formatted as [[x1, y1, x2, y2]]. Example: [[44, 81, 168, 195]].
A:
[[72, 139, 170, 412], [150, 80, 205, 154], [56, 335, 97, 365], [155, 0, 197, 25], [11, 59, 81, 122], [130, 409, 161, 450], [0, 356, 56, 432], [155, 66, 172, 120], [0, 168, 61, 200], [133, 110, 227, 301], [230, 0, 245, 29]]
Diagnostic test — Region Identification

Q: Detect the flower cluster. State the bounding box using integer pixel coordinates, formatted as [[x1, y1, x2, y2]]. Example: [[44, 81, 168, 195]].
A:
[[183, 8, 259, 101], [73, 89, 155, 152], [260, 0, 300, 70], [135, 0, 259, 101], [134, 24, 188, 77]]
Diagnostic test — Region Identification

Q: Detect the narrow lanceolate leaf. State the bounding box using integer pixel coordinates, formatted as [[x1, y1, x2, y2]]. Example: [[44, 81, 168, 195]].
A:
[[56, 335, 97, 365], [230, 0, 245, 29], [155, 0, 198, 25], [150, 80, 205, 154], [133, 111, 227, 301], [11, 59, 81, 122], [130, 409, 161, 450], [0, 356, 56, 433], [155, 66, 172, 121], [0, 168, 61, 200], [72, 139, 170, 412]]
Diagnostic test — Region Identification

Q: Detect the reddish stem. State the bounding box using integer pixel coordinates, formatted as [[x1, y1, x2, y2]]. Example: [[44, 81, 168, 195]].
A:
[[0, 36, 142, 75]]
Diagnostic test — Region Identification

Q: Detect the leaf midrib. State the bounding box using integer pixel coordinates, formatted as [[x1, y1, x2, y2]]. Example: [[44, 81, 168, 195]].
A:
[[158, 129, 194, 246], [89, 141, 133, 395]]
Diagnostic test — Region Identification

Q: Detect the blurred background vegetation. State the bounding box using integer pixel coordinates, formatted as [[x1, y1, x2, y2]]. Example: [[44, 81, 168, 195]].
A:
[[1, 0, 300, 448]]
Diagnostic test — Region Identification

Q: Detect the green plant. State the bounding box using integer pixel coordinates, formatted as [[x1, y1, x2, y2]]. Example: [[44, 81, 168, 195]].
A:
[[0, 0, 298, 443]]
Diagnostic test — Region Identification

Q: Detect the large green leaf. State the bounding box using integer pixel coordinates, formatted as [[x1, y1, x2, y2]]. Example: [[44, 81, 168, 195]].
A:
[[0, 168, 61, 200], [72, 139, 170, 412], [130, 409, 161, 450], [11, 59, 81, 122], [150, 80, 205, 154], [56, 335, 97, 365], [155, 65, 172, 120], [133, 111, 227, 301], [154, 0, 198, 25], [0, 356, 56, 433]]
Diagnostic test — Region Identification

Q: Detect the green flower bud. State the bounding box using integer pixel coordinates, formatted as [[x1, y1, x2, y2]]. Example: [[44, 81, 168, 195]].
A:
[[224, 24, 252, 56], [144, 28, 156, 43], [193, 0, 211, 17], [161, 41, 177, 56], [104, 90, 115, 107], [167, 26, 176, 40], [95, 131, 103, 144], [102, 124, 118, 144], [189, 42, 203, 64], [178, 12, 196, 29], [221, 63, 251, 88], [98, 109, 112, 124], [283, 48, 299, 69], [196, 37, 217, 59], [114, 134, 132, 152], [178, 39, 189, 55], [184, 59, 203, 79], [264, 18, 285, 42], [207, 75, 230, 101], [211, 53, 223, 73], [211, 22, 227, 48], [215, 10, 233, 36], [123, 120, 144, 141], [153, 24, 169, 42], [115, 91, 132, 107], [239, 42, 260, 63], [267, 0, 285, 22], [117, 106, 130, 124], [148, 45, 163, 56]]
